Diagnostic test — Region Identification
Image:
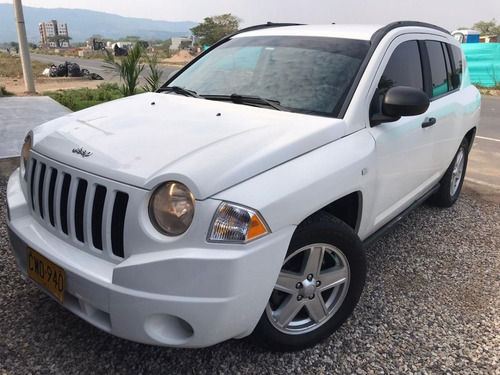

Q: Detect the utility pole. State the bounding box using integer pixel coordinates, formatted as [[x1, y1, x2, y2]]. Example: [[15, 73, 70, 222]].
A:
[[13, 0, 36, 93]]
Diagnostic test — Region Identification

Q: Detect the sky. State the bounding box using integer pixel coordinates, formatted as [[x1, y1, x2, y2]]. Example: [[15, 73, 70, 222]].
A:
[[2, 0, 499, 32]]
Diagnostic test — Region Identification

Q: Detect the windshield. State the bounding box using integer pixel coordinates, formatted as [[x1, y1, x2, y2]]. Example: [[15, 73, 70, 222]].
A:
[[167, 36, 370, 117]]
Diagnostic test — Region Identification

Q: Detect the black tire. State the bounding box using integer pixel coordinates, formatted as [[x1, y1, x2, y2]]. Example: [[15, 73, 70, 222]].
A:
[[252, 212, 366, 351], [430, 137, 469, 207]]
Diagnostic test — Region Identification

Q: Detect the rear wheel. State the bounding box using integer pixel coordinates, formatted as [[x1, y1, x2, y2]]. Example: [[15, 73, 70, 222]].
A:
[[252, 213, 366, 351], [431, 137, 469, 207]]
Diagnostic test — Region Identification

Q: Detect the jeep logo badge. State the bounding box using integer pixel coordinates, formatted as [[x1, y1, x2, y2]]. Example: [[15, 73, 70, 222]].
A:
[[72, 147, 93, 158]]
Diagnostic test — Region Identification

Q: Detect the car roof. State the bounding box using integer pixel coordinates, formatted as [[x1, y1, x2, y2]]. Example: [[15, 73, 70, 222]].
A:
[[233, 24, 383, 41], [232, 21, 451, 42]]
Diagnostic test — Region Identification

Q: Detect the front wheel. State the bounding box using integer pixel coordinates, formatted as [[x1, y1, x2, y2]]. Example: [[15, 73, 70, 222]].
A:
[[252, 213, 366, 351], [430, 137, 469, 207]]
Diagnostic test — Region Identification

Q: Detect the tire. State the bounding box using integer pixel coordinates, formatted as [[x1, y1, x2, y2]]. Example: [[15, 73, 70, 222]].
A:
[[252, 212, 366, 351], [430, 137, 469, 207]]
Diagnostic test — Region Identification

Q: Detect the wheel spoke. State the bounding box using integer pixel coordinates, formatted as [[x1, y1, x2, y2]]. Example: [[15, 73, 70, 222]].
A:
[[303, 246, 324, 277], [319, 265, 348, 291], [450, 149, 465, 196], [275, 271, 301, 294], [305, 295, 328, 323], [456, 151, 463, 168], [274, 296, 303, 328]]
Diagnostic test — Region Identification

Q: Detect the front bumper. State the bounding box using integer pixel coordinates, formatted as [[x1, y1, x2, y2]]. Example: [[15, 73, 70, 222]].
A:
[[6, 170, 294, 347]]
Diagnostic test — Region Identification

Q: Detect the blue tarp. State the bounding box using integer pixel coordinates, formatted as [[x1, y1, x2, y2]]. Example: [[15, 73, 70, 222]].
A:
[[462, 43, 500, 87]]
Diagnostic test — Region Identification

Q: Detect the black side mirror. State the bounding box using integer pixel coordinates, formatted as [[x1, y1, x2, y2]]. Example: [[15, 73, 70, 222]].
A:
[[371, 86, 430, 126]]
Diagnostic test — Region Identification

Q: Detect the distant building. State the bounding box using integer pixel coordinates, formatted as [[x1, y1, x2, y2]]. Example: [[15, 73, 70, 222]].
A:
[[39, 20, 70, 48], [169, 36, 198, 50]]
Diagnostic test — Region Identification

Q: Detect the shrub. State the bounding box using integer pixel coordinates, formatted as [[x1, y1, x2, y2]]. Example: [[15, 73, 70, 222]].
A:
[[0, 85, 14, 96], [142, 53, 163, 92], [103, 44, 144, 96], [44, 83, 123, 111]]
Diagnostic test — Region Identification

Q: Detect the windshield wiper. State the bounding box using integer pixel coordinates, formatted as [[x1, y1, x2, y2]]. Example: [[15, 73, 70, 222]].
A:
[[158, 86, 201, 98], [203, 94, 285, 111]]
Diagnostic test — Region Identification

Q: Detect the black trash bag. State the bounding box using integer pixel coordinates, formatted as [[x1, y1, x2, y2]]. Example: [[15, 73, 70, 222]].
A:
[[81, 68, 90, 76], [114, 44, 128, 56], [91, 73, 104, 80], [56, 62, 68, 77], [67, 62, 82, 77], [49, 64, 57, 77]]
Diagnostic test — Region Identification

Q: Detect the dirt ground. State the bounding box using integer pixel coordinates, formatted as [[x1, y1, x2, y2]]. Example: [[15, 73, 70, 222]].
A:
[[480, 89, 500, 97], [162, 50, 196, 64], [0, 76, 102, 96]]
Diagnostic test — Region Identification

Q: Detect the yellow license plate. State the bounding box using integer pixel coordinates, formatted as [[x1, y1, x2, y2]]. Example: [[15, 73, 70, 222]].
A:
[[27, 247, 66, 303]]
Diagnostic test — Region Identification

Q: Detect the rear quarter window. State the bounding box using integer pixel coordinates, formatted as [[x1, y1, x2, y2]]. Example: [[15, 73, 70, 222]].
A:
[[450, 45, 463, 89], [426, 41, 449, 97]]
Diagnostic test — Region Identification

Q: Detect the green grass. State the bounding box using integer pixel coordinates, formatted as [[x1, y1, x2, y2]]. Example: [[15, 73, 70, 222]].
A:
[[0, 51, 50, 78], [473, 82, 500, 90], [473, 82, 500, 96], [43, 83, 123, 111]]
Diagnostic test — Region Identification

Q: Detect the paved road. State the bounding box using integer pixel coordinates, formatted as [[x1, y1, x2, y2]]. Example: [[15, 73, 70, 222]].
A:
[[29, 52, 179, 85], [467, 96, 500, 189], [477, 96, 499, 140]]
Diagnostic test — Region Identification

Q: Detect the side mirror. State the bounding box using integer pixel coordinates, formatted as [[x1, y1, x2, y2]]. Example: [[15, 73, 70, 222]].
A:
[[371, 86, 430, 126]]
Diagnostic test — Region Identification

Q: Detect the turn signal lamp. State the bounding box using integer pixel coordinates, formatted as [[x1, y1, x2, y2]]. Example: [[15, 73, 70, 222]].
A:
[[208, 203, 270, 243]]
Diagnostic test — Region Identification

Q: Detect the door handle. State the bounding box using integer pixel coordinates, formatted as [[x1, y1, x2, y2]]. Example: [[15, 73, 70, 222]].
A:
[[422, 117, 436, 128]]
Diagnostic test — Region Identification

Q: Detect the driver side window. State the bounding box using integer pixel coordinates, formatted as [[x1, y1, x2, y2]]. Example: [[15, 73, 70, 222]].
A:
[[378, 41, 423, 94], [371, 41, 424, 116]]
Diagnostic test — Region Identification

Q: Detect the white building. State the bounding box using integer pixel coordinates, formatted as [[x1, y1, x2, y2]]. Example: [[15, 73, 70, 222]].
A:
[[169, 36, 198, 50], [39, 20, 70, 48]]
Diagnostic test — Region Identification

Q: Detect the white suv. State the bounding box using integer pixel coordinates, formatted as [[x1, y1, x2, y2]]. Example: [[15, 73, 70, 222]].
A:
[[6, 21, 481, 351]]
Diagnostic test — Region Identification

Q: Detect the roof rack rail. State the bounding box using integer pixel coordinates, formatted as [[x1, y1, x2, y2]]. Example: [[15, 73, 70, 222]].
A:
[[372, 21, 450, 43], [231, 22, 305, 37]]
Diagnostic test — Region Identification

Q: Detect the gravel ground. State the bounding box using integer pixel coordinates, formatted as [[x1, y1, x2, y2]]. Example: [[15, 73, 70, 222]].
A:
[[1, 181, 499, 375]]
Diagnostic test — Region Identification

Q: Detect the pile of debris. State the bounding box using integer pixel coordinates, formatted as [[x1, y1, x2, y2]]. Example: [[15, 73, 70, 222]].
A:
[[42, 61, 103, 80]]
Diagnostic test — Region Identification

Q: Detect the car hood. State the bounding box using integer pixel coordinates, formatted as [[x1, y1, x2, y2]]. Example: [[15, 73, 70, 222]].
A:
[[32, 93, 346, 199]]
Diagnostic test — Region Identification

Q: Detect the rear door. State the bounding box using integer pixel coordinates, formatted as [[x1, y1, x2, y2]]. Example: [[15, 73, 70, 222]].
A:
[[422, 40, 466, 175]]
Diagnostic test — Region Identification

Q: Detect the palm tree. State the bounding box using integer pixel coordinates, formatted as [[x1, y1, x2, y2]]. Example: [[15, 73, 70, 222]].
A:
[[103, 43, 145, 97]]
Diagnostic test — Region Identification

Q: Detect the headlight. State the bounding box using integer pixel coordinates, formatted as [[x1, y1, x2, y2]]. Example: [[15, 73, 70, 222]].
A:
[[149, 181, 195, 236], [208, 203, 270, 243], [20, 134, 31, 180]]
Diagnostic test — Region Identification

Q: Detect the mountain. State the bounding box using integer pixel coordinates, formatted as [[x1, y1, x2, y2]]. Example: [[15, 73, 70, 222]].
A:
[[0, 4, 198, 43]]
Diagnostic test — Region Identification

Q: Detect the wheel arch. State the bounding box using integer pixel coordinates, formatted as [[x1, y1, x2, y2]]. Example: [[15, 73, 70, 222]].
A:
[[298, 191, 363, 234], [464, 127, 477, 153]]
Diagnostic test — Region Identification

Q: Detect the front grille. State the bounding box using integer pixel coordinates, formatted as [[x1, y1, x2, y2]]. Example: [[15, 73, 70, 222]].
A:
[[27, 156, 129, 258]]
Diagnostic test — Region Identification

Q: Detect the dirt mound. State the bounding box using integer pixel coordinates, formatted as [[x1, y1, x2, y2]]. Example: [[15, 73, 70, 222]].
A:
[[165, 50, 197, 64]]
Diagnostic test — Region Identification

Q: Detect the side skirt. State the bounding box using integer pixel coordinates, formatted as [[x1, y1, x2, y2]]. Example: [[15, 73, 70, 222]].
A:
[[362, 183, 440, 247]]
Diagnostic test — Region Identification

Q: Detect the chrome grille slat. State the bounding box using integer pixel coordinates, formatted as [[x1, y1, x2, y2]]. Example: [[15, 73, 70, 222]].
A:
[[102, 190, 115, 257], [53, 169, 64, 234], [67, 175, 79, 240], [32, 161, 42, 217], [28, 155, 129, 259], [85, 184, 97, 250]]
